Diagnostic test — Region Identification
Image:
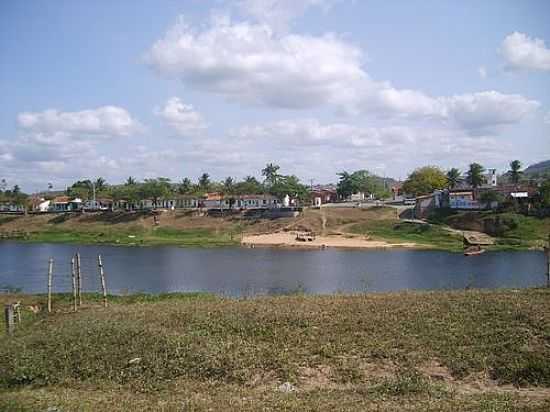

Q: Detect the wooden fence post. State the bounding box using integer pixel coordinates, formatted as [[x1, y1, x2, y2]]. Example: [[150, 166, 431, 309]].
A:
[[98, 255, 108, 308], [76, 252, 82, 306], [4, 304, 14, 335], [71, 256, 77, 312], [47, 257, 53, 313]]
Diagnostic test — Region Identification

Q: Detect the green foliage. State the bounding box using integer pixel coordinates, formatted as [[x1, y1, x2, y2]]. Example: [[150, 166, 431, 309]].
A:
[[138, 178, 172, 206], [446, 168, 461, 189], [466, 163, 485, 188], [261, 163, 280, 187], [337, 170, 388, 198], [233, 176, 264, 195], [509, 160, 522, 184], [268, 175, 308, 202], [402, 166, 447, 196]]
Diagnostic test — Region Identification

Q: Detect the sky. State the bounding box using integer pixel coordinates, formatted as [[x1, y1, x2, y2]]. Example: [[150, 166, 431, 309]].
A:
[[0, 0, 549, 192]]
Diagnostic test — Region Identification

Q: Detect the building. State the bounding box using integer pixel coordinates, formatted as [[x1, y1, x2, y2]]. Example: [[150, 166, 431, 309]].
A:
[[310, 188, 338, 207], [50, 196, 83, 212]]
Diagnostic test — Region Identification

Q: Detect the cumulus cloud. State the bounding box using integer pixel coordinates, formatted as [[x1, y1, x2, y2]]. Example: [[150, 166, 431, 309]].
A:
[[500, 32, 550, 71], [145, 16, 539, 133], [443, 91, 539, 130], [237, 0, 335, 32], [17, 106, 142, 137], [155, 97, 207, 136], [145, 16, 366, 109]]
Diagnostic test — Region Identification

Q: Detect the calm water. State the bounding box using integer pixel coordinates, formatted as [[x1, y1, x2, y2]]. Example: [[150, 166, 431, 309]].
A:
[[0, 241, 546, 296]]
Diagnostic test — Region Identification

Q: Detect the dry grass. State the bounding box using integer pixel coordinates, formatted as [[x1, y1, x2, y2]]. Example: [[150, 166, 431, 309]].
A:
[[1, 289, 550, 410]]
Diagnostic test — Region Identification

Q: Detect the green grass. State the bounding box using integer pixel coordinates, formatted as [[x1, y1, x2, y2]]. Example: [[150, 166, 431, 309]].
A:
[[349, 220, 463, 251], [16, 226, 239, 247], [1, 289, 550, 410]]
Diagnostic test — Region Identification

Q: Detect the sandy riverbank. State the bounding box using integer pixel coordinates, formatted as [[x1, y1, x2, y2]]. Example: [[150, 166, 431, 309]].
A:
[[241, 231, 419, 249]]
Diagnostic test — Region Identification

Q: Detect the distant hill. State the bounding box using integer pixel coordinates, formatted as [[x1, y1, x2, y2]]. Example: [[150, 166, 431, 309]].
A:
[[524, 160, 550, 177]]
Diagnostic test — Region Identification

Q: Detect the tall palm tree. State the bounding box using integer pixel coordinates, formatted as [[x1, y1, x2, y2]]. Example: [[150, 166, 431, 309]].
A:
[[509, 160, 522, 184], [466, 163, 485, 188], [125, 176, 136, 186], [446, 168, 461, 189], [94, 177, 107, 191], [261, 163, 280, 186], [198, 173, 211, 191]]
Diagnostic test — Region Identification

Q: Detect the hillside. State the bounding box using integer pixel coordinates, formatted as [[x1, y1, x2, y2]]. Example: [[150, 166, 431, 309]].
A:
[[524, 160, 550, 177]]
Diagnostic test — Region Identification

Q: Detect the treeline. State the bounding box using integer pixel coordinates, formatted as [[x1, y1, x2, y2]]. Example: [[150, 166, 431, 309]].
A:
[[401, 160, 550, 213], [336, 170, 392, 199], [64, 163, 309, 204], [0, 179, 27, 205]]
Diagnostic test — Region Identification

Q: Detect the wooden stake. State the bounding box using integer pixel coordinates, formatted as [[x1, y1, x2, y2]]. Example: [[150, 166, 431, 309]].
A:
[[4, 304, 14, 335], [47, 257, 53, 313], [71, 256, 77, 312], [76, 253, 82, 306], [98, 255, 108, 308]]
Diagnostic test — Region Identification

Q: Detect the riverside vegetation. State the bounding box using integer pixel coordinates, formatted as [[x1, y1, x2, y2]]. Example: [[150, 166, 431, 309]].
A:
[[1, 206, 548, 251], [1, 290, 550, 411]]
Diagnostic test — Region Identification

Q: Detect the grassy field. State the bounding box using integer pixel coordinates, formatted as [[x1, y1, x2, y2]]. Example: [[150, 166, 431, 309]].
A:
[[1, 290, 550, 411], [348, 218, 464, 251]]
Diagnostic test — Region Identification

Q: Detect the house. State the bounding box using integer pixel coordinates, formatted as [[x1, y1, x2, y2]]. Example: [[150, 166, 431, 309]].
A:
[[201, 193, 281, 210], [84, 198, 113, 211], [414, 191, 444, 218], [0, 201, 25, 213], [310, 188, 337, 207], [175, 195, 199, 209], [448, 190, 480, 209], [50, 196, 83, 212], [28, 197, 51, 212]]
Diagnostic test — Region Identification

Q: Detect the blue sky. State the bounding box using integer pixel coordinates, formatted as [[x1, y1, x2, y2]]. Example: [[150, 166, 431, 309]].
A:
[[1, 0, 549, 192]]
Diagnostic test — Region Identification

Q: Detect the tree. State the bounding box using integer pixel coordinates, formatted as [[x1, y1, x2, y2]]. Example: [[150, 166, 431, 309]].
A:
[[336, 171, 356, 198], [402, 166, 447, 196], [446, 168, 461, 189], [509, 160, 522, 184], [223, 177, 235, 194], [12, 185, 20, 195], [94, 177, 107, 192], [262, 163, 280, 187], [178, 178, 193, 194], [478, 190, 503, 210], [198, 173, 211, 191], [466, 163, 485, 188], [0, 179, 7, 193], [269, 175, 308, 203], [234, 176, 263, 195], [125, 176, 137, 186], [139, 178, 172, 208]]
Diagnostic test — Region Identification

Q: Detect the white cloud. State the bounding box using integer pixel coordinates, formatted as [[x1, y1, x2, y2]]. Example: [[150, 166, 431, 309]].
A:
[[478, 66, 487, 79], [236, 0, 335, 32], [443, 91, 539, 130], [17, 106, 142, 137], [145, 16, 366, 109], [145, 16, 539, 133], [500, 32, 550, 71], [155, 97, 207, 136]]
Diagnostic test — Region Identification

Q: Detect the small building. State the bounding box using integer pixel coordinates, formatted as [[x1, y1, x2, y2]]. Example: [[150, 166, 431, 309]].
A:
[[50, 196, 83, 212], [310, 188, 337, 206], [0, 201, 25, 213]]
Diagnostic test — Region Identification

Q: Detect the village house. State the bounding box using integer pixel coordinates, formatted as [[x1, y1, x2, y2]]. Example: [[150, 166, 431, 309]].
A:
[[0, 201, 25, 213], [310, 187, 338, 207], [49, 196, 83, 212]]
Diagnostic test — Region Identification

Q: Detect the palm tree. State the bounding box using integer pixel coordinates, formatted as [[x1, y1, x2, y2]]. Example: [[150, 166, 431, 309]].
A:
[[223, 177, 234, 193], [509, 160, 522, 184], [94, 177, 107, 191], [198, 173, 211, 191], [466, 163, 485, 188], [125, 176, 136, 186], [178, 178, 192, 194], [261, 163, 280, 186], [446, 168, 461, 189]]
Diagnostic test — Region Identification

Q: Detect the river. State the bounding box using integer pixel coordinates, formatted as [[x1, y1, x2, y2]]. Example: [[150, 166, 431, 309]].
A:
[[0, 241, 546, 296]]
